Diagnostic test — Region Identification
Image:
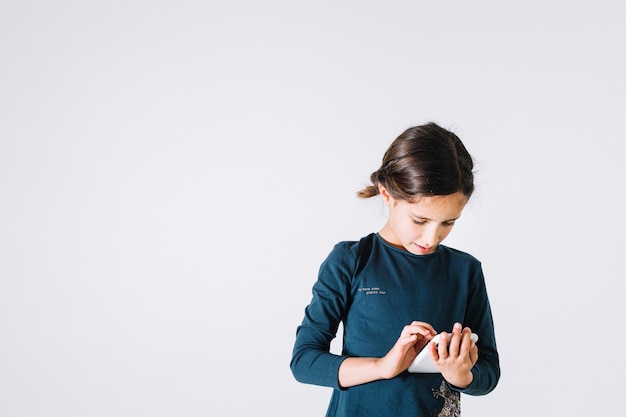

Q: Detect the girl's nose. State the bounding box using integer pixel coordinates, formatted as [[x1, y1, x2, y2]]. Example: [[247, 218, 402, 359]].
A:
[[422, 227, 439, 247]]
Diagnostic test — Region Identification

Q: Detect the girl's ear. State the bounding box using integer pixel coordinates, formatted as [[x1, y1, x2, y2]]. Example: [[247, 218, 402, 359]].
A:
[[378, 183, 393, 206]]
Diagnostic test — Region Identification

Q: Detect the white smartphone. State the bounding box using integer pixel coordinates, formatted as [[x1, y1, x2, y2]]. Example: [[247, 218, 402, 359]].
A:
[[407, 332, 478, 373]]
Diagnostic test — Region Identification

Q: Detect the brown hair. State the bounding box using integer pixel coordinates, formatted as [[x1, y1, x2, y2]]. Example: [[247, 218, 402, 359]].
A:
[[357, 122, 475, 201]]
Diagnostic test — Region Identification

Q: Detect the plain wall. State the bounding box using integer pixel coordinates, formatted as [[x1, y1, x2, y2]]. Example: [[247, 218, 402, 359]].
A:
[[1, 1, 624, 416]]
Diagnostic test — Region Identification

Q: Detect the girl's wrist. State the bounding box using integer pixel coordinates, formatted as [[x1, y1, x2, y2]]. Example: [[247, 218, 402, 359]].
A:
[[446, 371, 473, 390]]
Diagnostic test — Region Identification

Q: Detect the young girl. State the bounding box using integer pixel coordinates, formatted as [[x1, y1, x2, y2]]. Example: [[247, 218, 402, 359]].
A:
[[290, 122, 500, 417]]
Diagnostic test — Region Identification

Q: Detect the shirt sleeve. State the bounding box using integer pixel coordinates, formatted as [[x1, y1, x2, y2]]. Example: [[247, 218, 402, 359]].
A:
[[289, 242, 355, 390], [457, 262, 501, 395]]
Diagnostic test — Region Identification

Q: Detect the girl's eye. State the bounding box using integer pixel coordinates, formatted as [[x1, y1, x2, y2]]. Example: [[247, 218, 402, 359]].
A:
[[443, 221, 456, 227], [413, 220, 426, 225]]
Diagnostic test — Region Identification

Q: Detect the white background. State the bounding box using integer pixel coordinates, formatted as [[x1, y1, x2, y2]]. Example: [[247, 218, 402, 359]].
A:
[[1, 1, 624, 416]]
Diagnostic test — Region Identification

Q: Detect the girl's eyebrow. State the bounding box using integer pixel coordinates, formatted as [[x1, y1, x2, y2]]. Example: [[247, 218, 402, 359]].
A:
[[412, 214, 461, 222]]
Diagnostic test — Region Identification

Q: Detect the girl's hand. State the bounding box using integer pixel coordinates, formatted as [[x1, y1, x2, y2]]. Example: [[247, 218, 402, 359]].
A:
[[429, 322, 478, 388], [375, 321, 436, 379]]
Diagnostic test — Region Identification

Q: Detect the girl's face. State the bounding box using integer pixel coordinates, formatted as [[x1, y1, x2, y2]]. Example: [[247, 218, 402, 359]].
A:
[[378, 186, 467, 255]]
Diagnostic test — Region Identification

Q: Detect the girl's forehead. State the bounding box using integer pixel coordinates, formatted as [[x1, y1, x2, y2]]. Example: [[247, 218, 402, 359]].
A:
[[403, 192, 467, 218]]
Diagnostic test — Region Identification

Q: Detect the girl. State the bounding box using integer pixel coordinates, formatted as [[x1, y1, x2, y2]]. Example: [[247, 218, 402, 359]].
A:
[[290, 122, 500, 417]]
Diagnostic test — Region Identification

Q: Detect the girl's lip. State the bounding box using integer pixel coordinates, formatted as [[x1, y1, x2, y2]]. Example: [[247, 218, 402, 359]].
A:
[[414, 244, 432, 254]]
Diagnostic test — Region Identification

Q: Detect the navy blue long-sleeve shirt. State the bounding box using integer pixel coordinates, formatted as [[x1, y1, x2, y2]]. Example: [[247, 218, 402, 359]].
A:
[[291, 233, 500, 417]]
